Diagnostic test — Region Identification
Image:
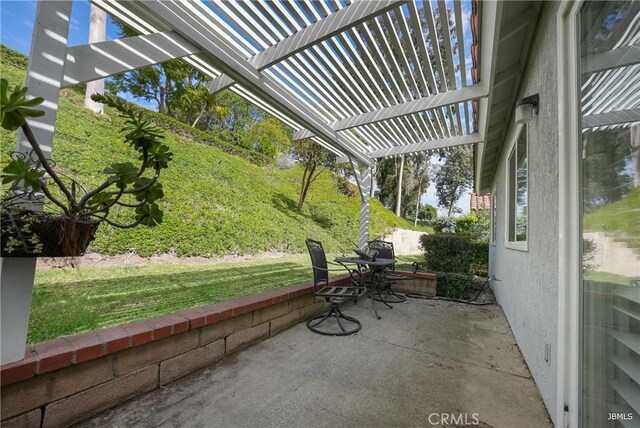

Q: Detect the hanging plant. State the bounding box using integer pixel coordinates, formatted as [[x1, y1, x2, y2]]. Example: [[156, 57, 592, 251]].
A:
[[0, 79, 173, 257]]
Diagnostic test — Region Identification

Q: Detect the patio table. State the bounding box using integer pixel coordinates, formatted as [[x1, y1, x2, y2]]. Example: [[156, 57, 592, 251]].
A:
[[334, 257, 396, 319]]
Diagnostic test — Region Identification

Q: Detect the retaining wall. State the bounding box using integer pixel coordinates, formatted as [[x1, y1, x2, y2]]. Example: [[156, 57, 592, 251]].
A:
[[381, 228, 426, 255], [0, 276, 353, 428]]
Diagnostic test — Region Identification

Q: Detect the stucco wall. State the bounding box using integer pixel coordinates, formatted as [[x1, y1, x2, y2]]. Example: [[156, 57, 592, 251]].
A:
[[488, 3, 559, 423], [382, 228, 426, 255]]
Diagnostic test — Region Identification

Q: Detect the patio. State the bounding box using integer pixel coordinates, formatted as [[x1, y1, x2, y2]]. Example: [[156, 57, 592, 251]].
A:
[[78, 297, 551, 428]]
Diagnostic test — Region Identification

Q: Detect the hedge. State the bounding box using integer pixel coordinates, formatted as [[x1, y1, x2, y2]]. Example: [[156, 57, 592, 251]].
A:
[[435, 272, 473, 299], [420, 233, 489, 275]]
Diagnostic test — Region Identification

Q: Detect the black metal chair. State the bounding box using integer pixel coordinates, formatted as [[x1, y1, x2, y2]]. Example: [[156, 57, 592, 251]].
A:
[[305, 239, 364, 336], [368, 240, 413, 304]]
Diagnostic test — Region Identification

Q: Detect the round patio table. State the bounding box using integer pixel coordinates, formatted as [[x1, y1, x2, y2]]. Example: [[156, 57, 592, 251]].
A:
[[334, 257, 396, 319]]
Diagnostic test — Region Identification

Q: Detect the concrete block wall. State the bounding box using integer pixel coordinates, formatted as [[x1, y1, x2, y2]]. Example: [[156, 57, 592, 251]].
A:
[[392, 271, 436, 296], [0, 276, 349, 427]]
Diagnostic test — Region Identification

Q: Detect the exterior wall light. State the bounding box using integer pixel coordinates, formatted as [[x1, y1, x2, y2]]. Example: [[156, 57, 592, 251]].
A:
[[515, 94, 539, 124]]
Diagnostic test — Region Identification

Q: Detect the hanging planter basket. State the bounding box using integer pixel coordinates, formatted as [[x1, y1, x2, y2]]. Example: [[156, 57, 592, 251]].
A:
[[1, 210, 99, 257]]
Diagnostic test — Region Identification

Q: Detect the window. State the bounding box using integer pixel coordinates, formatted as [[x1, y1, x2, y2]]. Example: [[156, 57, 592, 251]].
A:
[[507, 126, 527, 244], [578, 2, 639, 426]]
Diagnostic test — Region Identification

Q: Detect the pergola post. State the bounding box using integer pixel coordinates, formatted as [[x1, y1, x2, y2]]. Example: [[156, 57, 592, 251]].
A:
[[83, 3, 107, 114], [1, 0, 72, 365], [358, 167, 372, 249]]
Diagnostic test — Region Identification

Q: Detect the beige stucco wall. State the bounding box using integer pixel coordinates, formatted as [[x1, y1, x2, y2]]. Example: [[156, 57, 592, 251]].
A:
[[382, 228, 426, 255], [488, 2, 560, 423]]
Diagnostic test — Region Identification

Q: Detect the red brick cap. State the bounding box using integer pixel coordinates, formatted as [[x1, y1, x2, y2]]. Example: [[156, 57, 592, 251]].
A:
[[0, 274, 349, 387], [394, 270, 437, 280]]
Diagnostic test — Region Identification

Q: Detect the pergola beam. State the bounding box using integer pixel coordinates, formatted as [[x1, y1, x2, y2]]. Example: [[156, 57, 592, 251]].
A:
[[581, 46, 640, 74], [62, 31, 201, 88], [366, 132, 483, 159], [251, 0, 406, 71], [582, 108, 640, 129], [475, 1, 503, 192], [294, 83, 487, 140], [134, 0, 369, 165], [207, 74, 234, 94]]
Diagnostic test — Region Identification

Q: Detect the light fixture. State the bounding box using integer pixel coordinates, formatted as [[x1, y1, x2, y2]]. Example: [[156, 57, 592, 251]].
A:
[[515, 94, 539, 124]]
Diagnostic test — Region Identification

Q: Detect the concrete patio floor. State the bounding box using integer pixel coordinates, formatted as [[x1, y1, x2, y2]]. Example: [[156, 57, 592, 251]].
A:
[[78, 297, 552, 428]]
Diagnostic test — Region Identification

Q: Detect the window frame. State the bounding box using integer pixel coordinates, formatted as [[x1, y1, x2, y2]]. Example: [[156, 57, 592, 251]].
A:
[[504, 123, 529, 251], [490, 184, 497, 246]]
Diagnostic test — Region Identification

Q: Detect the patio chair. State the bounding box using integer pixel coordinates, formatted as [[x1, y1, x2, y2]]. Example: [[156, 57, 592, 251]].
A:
[[367, 240, 415, 304], [305, 239, 364, 336]]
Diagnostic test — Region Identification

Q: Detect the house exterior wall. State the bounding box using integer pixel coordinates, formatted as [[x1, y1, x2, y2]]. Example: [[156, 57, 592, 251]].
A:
[[488, 3, 560, 423]]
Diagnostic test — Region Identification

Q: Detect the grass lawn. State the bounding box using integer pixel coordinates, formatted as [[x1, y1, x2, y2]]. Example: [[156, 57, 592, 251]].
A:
[[583, 270, 638, 286], [29, 254, 428, 344], [29, 256, 314, 344]]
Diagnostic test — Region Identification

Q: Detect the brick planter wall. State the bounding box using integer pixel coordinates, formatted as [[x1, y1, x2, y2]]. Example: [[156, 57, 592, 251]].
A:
[[0, 275, 350, 428], [391, 271, 437, 297]]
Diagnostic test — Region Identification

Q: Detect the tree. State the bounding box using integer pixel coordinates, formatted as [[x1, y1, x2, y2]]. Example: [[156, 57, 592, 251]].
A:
[[84, 4, 107, 114], [410, 154, 430, 225], [418, 204, 438, 221], [583, 127, 634, 211], [375, 157, 415, 213], [108, 23, 209, 116], [171, 83, 217, 127], [202, 90, 262, 145], [434, 147, 473, 216], [291, 139, 336, 211], [242, 117, 291, 159]]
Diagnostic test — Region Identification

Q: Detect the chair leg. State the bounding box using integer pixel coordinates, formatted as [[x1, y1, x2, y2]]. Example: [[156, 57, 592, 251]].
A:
[[306, 303, 361, 336], [308, 309, 332, 328]]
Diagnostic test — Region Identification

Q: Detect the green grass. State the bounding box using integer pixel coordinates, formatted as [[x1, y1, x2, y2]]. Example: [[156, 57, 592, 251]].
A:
[[583, 271, 638, 286], [1, 45, 427, 257], [29, 256, 326, 343], [583, 187, 640, 249]]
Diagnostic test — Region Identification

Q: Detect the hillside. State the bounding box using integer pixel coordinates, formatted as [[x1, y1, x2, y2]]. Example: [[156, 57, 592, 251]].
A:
[[0, 46, 424, 257], [584, 186, 640, 249]]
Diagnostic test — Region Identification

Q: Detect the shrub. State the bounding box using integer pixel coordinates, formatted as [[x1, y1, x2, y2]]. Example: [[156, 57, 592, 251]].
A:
[[430, 217, 456, 233], [420, 233, 471, 273], [435, 272, 473, 299], [336, 176, 356, 197], [456, 210, 490, 242], [420, 233, 489, 275], [124, 103, 272, 166], [469, 241, 489, 274]]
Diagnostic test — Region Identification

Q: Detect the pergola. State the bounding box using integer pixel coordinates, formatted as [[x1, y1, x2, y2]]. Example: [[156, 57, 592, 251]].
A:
[[16, 0, 504, 247], [4, 0, 503, 364]]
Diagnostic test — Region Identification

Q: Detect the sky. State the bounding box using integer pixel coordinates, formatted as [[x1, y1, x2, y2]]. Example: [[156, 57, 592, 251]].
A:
[[1, 0, 471, 215]]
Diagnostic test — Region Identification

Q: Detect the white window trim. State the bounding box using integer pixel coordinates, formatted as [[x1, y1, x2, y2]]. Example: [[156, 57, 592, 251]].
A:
[[490, 182, 497, 247], [556, 1, 582, 427], [504, 123, 529, 252]]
